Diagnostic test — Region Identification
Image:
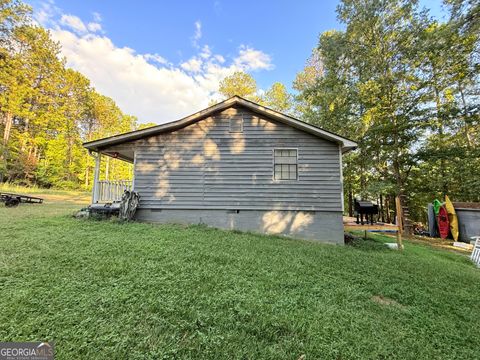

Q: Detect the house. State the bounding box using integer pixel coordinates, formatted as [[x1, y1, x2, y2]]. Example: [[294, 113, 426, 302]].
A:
[[83, 96, 357, 244]]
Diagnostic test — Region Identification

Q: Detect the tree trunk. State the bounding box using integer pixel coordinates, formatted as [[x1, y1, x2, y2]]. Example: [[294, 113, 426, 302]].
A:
[[384, 69, 415, 233], [385, 195, 391, 224], [1, 112, 14, 182], [458, 85, 472, 148], [433, 85, 449, 197], [85, 124, 94, 188], [392, 196, 397, 225], [85, 166, 90, 188], [3, 112, 13, 145], [392, 120, 411, 235], [379, 194, 385, 223], [360, 156, 366, 198], [348, 186, 353, 217]]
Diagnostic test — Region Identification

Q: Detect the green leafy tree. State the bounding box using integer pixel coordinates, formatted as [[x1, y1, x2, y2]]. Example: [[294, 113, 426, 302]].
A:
[[218, 71, 259, 101], [296, 0, 480, 225], [0, 0, 31, 180], [0, 0, 138, 188], [263, 82, 292, 113], [218, 71, 293, 113]]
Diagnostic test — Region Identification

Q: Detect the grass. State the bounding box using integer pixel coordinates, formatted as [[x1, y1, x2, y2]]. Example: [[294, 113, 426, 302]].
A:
[[0, 188, 479, 359], [0, 183, 90, 206]]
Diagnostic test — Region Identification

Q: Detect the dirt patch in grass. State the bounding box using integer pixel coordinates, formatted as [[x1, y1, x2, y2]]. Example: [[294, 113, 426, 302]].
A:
[[0, 184, 90, 205], [41, 193, 90, 204], [371, 295, 406, 309]]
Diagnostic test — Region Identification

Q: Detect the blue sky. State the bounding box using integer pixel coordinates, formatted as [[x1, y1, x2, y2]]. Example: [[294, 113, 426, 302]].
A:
[[28, 0, 446, 123]]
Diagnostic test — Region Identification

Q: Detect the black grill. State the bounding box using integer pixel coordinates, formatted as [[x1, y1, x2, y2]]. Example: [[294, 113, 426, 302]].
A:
[[354, 200, 379, 225]]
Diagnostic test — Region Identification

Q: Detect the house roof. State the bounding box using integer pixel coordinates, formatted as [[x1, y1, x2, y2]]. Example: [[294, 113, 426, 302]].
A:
[[83, 96, 358, 153]]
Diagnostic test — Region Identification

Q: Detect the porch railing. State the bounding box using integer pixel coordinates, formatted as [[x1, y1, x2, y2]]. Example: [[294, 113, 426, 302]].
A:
[[97, 180, 133, 203]]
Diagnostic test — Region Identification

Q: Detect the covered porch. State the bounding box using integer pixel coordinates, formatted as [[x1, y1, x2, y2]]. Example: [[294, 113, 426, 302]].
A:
[[90, 145, 135, 204]]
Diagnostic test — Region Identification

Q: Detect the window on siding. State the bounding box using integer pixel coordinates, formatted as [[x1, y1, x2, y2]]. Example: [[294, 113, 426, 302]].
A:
[[229, 117, 243, 132], [274, 149, 298, 180]]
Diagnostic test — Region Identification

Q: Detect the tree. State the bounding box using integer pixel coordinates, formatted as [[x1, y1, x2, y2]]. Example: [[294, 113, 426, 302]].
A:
[[296, 0, 480, 225], [217, 72, 293, 112], [0, 0, 31, 180], [0, 0, 138, 188], [137, 122, 157, 130], [446, 0, 480, 36], [0, 0, 30, 51], [294, 31, 360, 138], [413, 13, 480, 205], [218, 71, 259, 101], [295, 0, 430, 229], [341, 0, 433, 231], [1, 25, 65, 183], [263, 82, 292, 113]]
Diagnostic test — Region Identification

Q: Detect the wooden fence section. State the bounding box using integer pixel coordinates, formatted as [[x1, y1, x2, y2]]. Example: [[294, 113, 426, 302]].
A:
[[98, 180, 132, 203], [471, 237, 480, 267]]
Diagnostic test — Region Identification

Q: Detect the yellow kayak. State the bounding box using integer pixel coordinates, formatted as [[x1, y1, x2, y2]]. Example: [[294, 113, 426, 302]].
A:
[[445, 195, 459, 241]]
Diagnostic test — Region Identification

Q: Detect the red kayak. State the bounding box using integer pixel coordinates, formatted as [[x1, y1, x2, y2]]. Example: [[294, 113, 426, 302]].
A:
[[437, 206, 450, 239]]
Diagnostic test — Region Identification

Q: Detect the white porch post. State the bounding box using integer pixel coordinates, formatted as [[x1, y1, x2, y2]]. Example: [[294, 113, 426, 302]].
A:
[[92, 152, 102, 203]]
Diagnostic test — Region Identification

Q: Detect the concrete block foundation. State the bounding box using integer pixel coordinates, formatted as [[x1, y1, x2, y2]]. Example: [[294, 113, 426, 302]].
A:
[[135, 208, 344, 244]]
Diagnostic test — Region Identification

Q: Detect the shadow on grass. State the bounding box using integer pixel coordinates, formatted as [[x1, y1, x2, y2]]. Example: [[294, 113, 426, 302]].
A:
[[346, 233, 390, 252]]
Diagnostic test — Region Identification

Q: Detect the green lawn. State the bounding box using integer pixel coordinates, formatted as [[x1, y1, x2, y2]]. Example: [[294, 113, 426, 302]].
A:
[[0, 190, 479, 359]]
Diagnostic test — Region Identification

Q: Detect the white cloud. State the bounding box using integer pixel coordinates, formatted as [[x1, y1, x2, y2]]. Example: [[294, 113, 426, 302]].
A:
[[52, 29, 209, 123], [192, 20, 202, 48], [181, 57, 203, 72], [34, 0, 61, 28], [92, 12, 102, 22], [144, 53, 168, 65], [235, 45, 274, 71], [42, 3, 274, 124], [36, 8, 53, 26], [60, 14, 87, 34], [214, 54, 225, 63], [87, 22, 102, 33], [200, 45, 211, 59]]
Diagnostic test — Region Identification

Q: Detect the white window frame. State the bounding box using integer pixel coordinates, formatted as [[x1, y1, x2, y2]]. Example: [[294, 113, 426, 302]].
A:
[[273, 148, 298, 181], [229, 117, 243, 133]]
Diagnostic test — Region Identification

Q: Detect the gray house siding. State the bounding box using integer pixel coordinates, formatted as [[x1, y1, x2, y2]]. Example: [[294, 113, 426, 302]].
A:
[[129, 105, 344, 243], [133, 106, 342, 211]]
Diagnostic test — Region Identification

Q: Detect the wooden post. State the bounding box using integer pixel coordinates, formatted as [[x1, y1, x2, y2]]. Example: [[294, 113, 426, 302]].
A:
[[395, 196, 404, 250], [92, 152, 101, 204], [348, 188, 353, 217], [131, 151, 136, 191]]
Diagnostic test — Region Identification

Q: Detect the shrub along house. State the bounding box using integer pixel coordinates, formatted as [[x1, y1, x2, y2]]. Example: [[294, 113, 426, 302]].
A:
[[83, 96, 357, 244]]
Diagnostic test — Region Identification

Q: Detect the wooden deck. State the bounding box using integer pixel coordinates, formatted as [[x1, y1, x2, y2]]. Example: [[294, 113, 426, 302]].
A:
[[344, 224, 400, 232], [343, 216, 399, 231], [343, 216, 403, 249]]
